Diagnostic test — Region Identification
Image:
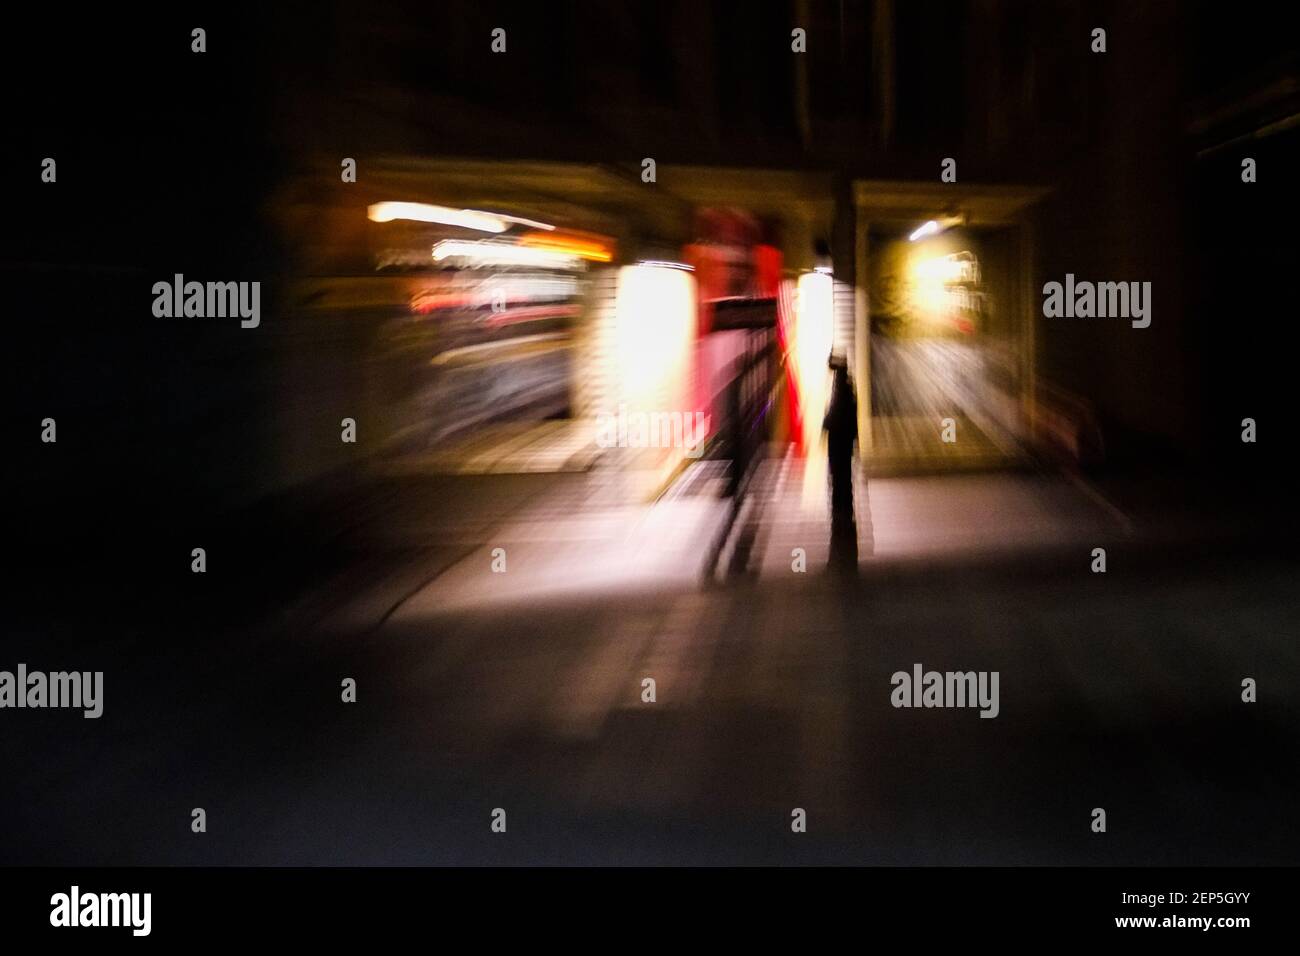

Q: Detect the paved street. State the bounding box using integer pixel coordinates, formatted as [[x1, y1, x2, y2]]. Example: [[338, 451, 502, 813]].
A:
[[4, 457, 1296, 866]]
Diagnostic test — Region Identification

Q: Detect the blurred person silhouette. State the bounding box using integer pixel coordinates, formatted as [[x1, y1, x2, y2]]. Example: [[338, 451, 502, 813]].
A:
[[823, 355, 858, 570], [725, 357, 746, 498]]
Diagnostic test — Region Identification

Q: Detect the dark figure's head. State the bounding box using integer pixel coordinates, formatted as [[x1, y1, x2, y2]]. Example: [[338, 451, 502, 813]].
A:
[[828, 354, 851, 396]]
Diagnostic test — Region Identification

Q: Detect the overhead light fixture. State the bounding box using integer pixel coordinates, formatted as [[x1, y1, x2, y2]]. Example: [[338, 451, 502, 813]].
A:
[[909, 220, 941, 242], [369, 202, 508, 232], [637, 259, 693, 271], [519, 231, 613, 262], [431, 239, 582, 269], [368, 202, 557, 233], [495, 214, 556, 231]]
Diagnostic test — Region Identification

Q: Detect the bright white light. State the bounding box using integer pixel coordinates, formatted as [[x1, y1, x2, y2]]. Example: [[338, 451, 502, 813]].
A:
[[368, 202, 555, 233], [909, 220, 940, 242], [431, 240, 582, 269], [495, 214, 555, 231], [914, 256, 966, 282], [638, 259, 694, 271], [794, 271, 835, 509], [369, 202, 508, 232], [795, 272, 834, 441], [614, 265, 696, 411]]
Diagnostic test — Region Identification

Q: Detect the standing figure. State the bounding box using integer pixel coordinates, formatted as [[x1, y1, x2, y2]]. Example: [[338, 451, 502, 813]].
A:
[[823, 357, 859, 570]]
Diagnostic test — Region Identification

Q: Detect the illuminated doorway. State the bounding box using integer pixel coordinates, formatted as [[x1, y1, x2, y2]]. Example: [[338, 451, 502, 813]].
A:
[[852, 181, 1047, 473]]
